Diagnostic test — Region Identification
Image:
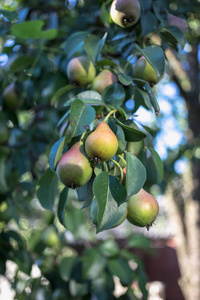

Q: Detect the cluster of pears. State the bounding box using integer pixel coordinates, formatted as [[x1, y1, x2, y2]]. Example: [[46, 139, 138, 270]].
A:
[[56, 122, 118, 189]]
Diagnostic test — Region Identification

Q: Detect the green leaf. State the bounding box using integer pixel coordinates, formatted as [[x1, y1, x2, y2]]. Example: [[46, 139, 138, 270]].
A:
[[65, 90, 104, 107], [11, 20, 57, 40], [141, 11, 157, 36], [51, 84, 74, 104], [117, 107, 128, 119], [134, 44, 165, 82], [0, 158, 8, 194], [77, 174, 95, 208], [14, 250, 33, 275], [82, 248, 106, 280], [64, 31, 89, 57], [114, 118, 146, 142], [118, 74, 132, 86], [84, 33, 107, 63], [102, 83, 125, 108], [126, 152, 146, 197], [69, 280, 89, 297], [70, 99, 96, 137], [148, 147, 164, 183], [49, 137, 66, 172], [59, 256, 76, 281], [57, 187, 68, 228], [0, 9, 17, 21], [160, 26, 186, 49], [127, 234, 151, 249], [10, 56, 35, 73], [134, 87, 152, 111], [36, 168, 58, 210], [116, 125, 126, 155], [93, 172, 127, 232], [107, 257, 134, 285]]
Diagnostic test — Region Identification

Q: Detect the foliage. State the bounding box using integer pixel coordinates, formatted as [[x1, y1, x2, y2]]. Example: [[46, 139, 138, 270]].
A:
[[0, 0, 193, 298]]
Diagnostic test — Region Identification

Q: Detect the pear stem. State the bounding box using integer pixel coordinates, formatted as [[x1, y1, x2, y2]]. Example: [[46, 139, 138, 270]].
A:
[[118, 154, 127, 166], [104, 109, 117, 123], [80, 130, 88, 144], [111, 159, 123, 183]]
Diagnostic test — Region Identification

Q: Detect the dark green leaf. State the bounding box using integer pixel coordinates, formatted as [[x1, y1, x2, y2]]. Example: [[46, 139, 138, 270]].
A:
[[59, 256, 76, 281], [36, 168, 58, 210], [116, 125, 126, 154], [0, 9, 17, 21], [114, 118, 146, 142], [118, 74, 132, 86], [64, 31, 89, 57], [148, 147, 164, 183], [70, 99, 96, 137], [84, 33, 107, 63], [82, 248, 106, 280], [77, 173, 95, 208], [57, 187, 68, 227], [102, 83, 125, 108], [65, 90, 104, 107], [141, 11, 157, 35], [160, 26, 186, 49], [126, 152, 146, 197], [108, 257, 134, 285], [10, 56, 35, 72], [49, 137, 66, 172]]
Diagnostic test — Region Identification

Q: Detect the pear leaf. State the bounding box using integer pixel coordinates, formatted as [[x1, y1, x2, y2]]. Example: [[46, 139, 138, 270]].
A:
[[49, 137, 66, 172], [70, 99, 96, 137], [93, 172, 127, 232], [57, 187, 68, 228], [126, 152, 146, 197]]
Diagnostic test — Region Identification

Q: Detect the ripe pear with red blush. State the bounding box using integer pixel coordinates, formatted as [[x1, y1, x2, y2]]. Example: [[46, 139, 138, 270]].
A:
[[110, 0, 141, 28], [167, 14, 186, 33], [91, 70, 118, 94], [85, 122, 118, 163], [127, 188, 159, 230], [56, 142, 93, 189]]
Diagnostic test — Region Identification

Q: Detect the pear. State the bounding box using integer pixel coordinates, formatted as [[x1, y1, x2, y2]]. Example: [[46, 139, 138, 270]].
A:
[[133, 56, 162, 85], [3, 83, 21, 110], [110, 0, 141, 28], [56, 142, 93, 189], [85, 122, 118, 162], [127, 188, 159, 230], [66, 56, 96, 86], [91, 70, 118, 94], [167, 14, 186, 33], [0, 113, 10, 145]]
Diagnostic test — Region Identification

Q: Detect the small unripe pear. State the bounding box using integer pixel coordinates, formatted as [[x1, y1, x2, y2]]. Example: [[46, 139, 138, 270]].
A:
[[3, 83, 21, 110], [91, 70, 118, 94], [85, 122, 118, 163], [42, 226, 59, 248], [167, 14, 186, 33], [66, 56, 96, 86], [127, 189, 159, 230], [133, 56, 162, 85], [110, 0, 141, 28], [56, 142, 93, 188]]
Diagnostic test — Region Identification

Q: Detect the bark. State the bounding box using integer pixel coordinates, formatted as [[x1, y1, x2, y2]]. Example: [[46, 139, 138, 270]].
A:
[[165, 44, 200, 300]]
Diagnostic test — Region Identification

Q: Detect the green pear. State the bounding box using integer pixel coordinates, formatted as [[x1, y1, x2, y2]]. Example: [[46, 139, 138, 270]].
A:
[[127, 189, 159, 230], [91, 70, 118, 94], [133, 56, 162, 85], [3, 83, 21, 110], [167, 14, 186, 33], [110, 0, 141, 28], [56, 142, 93, 188], [66, 56, 96, 86], [42, 226, 60, 248], [85, 122, 118, 162]]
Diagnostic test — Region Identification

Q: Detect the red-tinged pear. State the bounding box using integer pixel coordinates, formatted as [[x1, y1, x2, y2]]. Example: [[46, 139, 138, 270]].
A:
[[91, 70, 118, 94], [85, 122, 118, 163], [56, 142, 93, 189], [66, 56, 96, 86], [110, 0, 141, 28], [167, 14, 187, 33], [127, 188, 159, 230]]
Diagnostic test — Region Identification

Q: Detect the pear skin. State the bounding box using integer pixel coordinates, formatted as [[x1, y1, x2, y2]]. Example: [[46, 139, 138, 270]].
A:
[[56, 142, 93, 188], [66, 56, 96, 86], [85, 122, 118, 162], [133, 56, 158, 85], [127, 188, 159, 230], [110, 0, 141, 28], [91, 70, 118, 94]]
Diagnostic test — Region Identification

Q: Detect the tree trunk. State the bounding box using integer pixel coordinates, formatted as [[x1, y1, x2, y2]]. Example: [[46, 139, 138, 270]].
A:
[[165, 44, 200, 300]]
